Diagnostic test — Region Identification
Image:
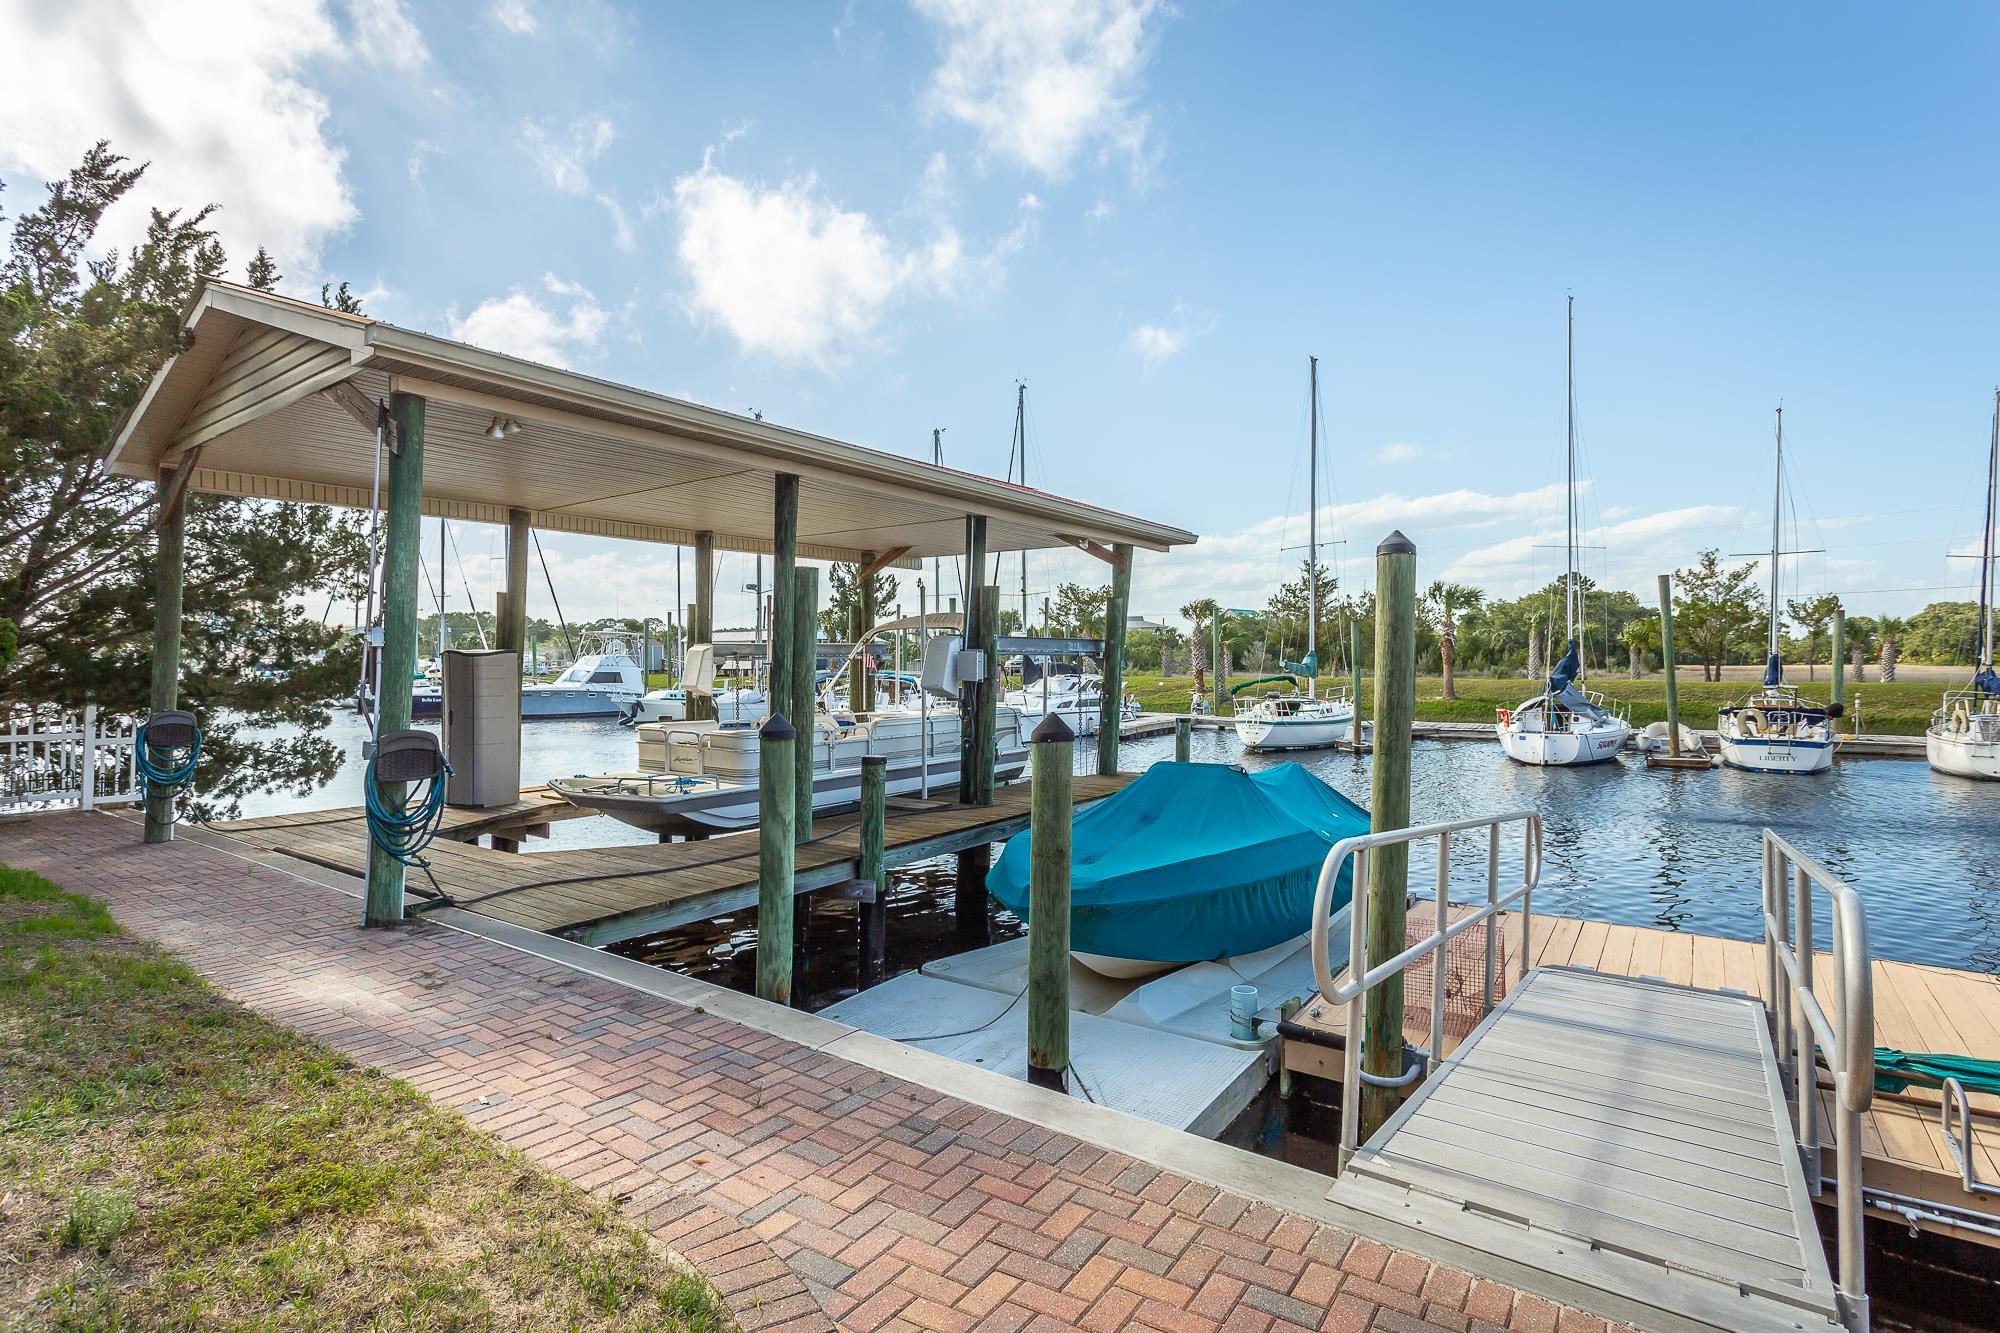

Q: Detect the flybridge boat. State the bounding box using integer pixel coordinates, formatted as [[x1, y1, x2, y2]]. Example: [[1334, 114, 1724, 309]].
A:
[[1497, 300, 1629, 767], [411, 644, 644, 720], [553, 614, 1026, 834], [1002, 673, 1137, 738], [1716, 409, 1837, 775], [1238, 356, 1355, 753], [1927, 391, 2000, 780]]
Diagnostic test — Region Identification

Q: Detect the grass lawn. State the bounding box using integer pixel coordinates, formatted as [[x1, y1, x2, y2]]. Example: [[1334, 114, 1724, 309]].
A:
[[1123, 673, 1947, 735], [0, 864, 733, 1332]]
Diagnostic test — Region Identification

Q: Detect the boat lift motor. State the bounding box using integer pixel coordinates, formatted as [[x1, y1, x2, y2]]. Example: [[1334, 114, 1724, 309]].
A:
[[365, 729, 453, 870], [135, 709, 202, 817]]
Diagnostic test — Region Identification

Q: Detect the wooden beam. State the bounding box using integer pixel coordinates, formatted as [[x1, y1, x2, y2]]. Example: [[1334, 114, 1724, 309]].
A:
[[319, 380, 400, 452], [1054, 533, 1129, 573], [153, 451, 203, 526], [858, 545, 912, 581]]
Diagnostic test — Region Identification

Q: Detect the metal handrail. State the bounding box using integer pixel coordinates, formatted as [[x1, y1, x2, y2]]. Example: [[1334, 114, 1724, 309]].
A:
[[1761, 829, 1874, 1333], [1311, 810, 1543, 1168]]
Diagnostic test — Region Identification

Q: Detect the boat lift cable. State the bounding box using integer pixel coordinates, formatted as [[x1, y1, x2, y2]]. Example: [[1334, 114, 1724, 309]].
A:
[[532, 529, 576, 661]]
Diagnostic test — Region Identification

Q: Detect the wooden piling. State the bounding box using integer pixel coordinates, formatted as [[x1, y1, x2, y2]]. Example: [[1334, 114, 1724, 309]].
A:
[[973, 583, 999, 805], [1097, 545, 1134, 774], [691, 530, 716, 720], [1175, 715, 1192, 762], [1660, 574, 1682, 757], [1831, 607, 1846, 728], [756, 714, 796, 1005], [851, 551, 875, 713], [501, 507, 529, 658], [959, 517, 988, 803], [792, 566, 818, 842], [144, 468, 187, 845], [365, 391, 426, 925], [859, 754, 887, 987], [1027, 714, 1075, 1091], [1361, 530, 1416, 1138], [1351, 617, 1363, 734]]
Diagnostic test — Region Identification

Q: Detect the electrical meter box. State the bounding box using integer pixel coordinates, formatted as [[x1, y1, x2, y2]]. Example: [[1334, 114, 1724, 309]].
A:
[[442, 649, 521, 807]]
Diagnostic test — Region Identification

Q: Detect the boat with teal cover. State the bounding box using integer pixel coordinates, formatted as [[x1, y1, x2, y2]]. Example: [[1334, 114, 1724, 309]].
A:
[[987, 761, 1370, 964]]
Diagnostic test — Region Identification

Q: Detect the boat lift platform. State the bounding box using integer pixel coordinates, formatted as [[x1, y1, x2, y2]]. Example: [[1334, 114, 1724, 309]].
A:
[[1333, 967, 1845, 1333]]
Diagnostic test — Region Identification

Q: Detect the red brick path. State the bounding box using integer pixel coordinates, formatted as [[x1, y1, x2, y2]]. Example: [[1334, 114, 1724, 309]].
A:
[[2, 814, 1627, 1333]]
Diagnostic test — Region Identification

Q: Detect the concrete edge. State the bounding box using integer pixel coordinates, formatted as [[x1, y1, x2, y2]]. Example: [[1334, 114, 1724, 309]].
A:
[[165, 816, 1354, 1228]]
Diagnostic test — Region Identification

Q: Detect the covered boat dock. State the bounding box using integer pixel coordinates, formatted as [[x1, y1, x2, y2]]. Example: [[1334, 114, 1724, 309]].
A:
[[108, 278, 1195, 927]]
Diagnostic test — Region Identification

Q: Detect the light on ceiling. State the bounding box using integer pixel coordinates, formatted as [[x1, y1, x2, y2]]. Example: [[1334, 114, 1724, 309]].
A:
[[485, 416, 524, 441]]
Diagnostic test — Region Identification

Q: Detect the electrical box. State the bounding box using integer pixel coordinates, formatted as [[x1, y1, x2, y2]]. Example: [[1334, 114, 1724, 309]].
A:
[[953, 649, 987, 687], [442, 649, 521, 808]]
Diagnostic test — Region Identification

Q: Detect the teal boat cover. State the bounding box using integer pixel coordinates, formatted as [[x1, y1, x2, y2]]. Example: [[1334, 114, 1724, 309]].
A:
[[988, 761, 1371, 963], [1872, 1048, 2000, 1096]]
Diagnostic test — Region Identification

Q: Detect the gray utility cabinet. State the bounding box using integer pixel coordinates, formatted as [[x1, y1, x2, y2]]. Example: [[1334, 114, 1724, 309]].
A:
[[441, 649, 521, 808]]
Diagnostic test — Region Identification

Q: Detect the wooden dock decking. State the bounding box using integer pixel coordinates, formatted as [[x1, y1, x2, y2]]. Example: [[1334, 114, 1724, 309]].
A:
[[211, 775, 1134, 945], [1285, 907, 2000, 1250], [215, 784, 588, 846]]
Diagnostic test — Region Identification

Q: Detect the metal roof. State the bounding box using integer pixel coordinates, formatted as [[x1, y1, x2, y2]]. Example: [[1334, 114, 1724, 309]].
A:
[[106, 279, 1197, 565]]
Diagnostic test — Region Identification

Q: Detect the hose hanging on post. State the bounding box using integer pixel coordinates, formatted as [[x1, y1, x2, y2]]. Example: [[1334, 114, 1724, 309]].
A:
[[135, 711, 202, 823], [364, 731, 453, 869]]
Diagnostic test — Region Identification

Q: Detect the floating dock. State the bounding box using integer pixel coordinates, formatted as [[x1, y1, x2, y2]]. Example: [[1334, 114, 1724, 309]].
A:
[[211, 775, 1135, 945], [1285, 907, 2000, 1251]]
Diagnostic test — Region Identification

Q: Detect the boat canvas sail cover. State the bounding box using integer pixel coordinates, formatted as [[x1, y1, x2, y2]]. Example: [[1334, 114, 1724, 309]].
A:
[[1544, 639, 1608, 720], [1975, 667, 2000, 697], [1763, 652, 1783, 687], [988, 762, 1370, 963]]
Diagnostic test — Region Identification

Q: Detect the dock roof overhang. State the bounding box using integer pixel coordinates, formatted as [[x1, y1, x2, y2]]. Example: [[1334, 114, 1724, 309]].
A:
[[106, 279, 1196, 565]]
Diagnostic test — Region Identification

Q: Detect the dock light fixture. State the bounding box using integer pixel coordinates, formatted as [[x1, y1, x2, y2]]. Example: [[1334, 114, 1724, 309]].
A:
[[484, 416, 523, 440]]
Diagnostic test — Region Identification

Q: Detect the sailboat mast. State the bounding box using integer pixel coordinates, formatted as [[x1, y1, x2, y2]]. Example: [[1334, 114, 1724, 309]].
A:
[[1565, 296, 1576, 645], [437, 518, 447, 660], [1769, 408, 1783, 660], [1983, 390, 1998, 667], [1308, 355, 1319, 700]]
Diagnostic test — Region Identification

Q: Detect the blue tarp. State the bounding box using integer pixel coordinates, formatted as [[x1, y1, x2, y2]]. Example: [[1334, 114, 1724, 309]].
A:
[[988, 761, 1371, 963], [1976, 667, 2000, 697], [1544, 638, 1607, 720]]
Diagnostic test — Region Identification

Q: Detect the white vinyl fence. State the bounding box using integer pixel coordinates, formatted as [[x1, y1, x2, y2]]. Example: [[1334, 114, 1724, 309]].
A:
[[2, 705, 143, 814]]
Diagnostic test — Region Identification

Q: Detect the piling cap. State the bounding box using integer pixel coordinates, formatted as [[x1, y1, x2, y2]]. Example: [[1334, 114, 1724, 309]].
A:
[[1378, 530, 1416, 556], [1031, 713, 1076, 743], [760, 713, 796, 741], [861, 753, 887, 767]]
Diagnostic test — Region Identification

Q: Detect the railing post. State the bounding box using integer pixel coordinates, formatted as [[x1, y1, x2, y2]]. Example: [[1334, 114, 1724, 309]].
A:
[[1483, 822, 1499, 1011], [1794, 858, 1820, 1191], [1835, 900, 1872, 1333], [80, 704, 97, 811], [1430, 838, 1449, 1067], [1340, 846, 1369, 1169]]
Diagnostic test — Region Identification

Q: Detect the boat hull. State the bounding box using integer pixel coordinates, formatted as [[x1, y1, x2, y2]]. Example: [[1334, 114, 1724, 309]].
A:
[[550, 750, 1025, 835], [410, 686, 627, 720], [1495, 719, 1629, 766], [1926, 729, 2000, 780], [1716, 734, 1834, 774], [1237, 708, 1353, 752]]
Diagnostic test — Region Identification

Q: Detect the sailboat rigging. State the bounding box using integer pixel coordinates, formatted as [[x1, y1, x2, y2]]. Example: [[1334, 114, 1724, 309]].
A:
[[1236, 356, 1355, 752], [1926, 389, 2000, 779], [1496, 297, 1632, 766]]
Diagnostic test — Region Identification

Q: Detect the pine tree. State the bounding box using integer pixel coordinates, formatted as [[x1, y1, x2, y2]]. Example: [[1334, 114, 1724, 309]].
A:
[[246, 245, 280, 291]]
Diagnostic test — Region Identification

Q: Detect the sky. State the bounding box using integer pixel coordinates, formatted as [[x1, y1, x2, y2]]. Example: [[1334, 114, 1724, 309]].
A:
[[5, 1, 2000, 634]]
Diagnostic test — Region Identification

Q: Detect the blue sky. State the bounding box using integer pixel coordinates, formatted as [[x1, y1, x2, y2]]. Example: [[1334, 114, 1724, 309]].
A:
[[6, 1, 1999, 631]]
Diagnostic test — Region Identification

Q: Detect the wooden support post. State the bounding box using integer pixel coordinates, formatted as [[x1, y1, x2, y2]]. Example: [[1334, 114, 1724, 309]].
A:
[[1831, 606, 1846, 730], [973, 584, 999, 804], [771, 477, 798, 727], [143, 469, 188, 844], [1175, 715, 1192, 762], [756, 714, 796, 1004], [1097, 544, 1133, 774], [1659, 574, 1683, 756], [365, 391, 426, 926], [851, 551, 876, 712], [955, 844, 992, 942], [858, 754, 887, 988], [959, 517, 987, 803], [501, 508, 529, 657], [1027, 715, 1075, 1092], [792, 566, 818, 842], [691, 530, 716, 720], [1361, 531, 1416, 1137], [1351, 617, 1363, 734]]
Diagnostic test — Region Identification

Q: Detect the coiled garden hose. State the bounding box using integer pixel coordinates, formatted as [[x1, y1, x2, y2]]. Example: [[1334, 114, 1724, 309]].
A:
[[364, 753, 453, 868]]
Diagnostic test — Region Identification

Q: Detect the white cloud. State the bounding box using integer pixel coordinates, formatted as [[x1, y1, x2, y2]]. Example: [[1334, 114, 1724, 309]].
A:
[[446, 273, 607, 366], [1438, 504, 1745, 593], [522, 114, 633, 249], [490, 0, 537, 34], [0, 0, 361, 279], [1375, 442, 1427, 464], [913, 0, 1168, 180], [406, 138, 440, 186], [670, 153, 981, 366], [1130, 323, 1184, 362], [344, 0, 429, 68], [1086, 198, 1116, 222]]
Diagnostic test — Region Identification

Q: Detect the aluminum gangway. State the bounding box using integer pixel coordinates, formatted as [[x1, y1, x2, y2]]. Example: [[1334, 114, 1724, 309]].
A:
[[1309, 818, 1872, 1333]]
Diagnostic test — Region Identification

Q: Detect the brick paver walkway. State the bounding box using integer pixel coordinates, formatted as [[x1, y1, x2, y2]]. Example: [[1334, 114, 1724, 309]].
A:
[[3, 814, 1627, 1333]]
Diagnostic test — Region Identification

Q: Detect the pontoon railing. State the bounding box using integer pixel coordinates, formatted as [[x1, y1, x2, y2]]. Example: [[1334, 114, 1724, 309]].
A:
[[1310, 810, 1543, 1169], [1761, 829, 1873, 1333]]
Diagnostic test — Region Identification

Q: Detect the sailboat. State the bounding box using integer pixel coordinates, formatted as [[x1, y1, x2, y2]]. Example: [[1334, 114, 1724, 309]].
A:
[[1927, 390, 2000, 780], [1236, 356, 1355, 752], [1496, 299, 1631, 766], [1715, 409, 1837, 774]]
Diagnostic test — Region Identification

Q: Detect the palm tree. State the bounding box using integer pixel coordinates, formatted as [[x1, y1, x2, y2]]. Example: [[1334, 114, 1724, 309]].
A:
[[1180, 598, 1218, 693], [1877, 615, 1906, 683], [1620, 616, 1660, 679], [1845, 616, 1874, 683], [1422, 581, 1485, 700]]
